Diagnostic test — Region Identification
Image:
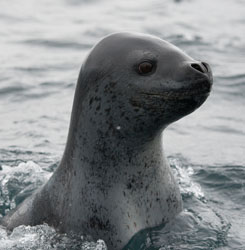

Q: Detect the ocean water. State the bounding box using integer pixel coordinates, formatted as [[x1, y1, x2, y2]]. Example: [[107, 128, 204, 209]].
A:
[[0, 0, 244, 249]]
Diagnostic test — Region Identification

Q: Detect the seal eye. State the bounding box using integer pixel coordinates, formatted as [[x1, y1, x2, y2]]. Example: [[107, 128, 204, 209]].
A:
[[138, 61, 154, 75]]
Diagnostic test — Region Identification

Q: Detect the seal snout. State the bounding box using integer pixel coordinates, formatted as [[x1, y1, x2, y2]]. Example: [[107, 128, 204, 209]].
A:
[[188, 61, 213, 92]]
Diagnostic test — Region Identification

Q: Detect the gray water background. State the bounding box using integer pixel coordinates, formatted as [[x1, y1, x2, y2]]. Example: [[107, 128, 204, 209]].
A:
[[0, 0, 244, 249]]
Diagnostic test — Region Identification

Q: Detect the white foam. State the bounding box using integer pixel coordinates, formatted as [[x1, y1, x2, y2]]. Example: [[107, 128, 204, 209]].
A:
[[170, 158, 204, 199], [1, 161, 51, 183], [0, 224, 107, 250], [0, 161, 52, 215]]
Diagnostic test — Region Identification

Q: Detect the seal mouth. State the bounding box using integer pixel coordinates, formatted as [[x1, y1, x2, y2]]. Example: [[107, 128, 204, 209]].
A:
[[141, 80, 212, 100]]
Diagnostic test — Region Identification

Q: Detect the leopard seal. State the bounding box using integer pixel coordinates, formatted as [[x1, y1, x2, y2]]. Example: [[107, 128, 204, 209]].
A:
[[1, 32, 213, 249]]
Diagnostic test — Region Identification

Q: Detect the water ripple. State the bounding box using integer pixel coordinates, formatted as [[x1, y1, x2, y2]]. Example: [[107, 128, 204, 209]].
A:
[[22, 39, 92, 50], [0, 86, 26, 95]]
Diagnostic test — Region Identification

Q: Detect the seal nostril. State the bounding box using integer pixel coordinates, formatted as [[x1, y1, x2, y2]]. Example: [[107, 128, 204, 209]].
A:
[[191, 63, 205, 73], [202, 62, 209, 72]]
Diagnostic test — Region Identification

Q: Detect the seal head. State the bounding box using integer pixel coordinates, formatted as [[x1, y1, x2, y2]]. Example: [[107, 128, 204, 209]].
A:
[[76, 32, 212, 143], [2, 32, 213, 250]]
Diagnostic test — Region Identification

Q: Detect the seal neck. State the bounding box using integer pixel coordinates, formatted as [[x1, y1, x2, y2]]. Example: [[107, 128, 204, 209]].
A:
[[62, 115, 165, 173]]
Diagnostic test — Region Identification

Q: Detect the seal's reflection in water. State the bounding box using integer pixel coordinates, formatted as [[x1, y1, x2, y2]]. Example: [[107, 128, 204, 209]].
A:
[[1, 32, 212, 250]]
